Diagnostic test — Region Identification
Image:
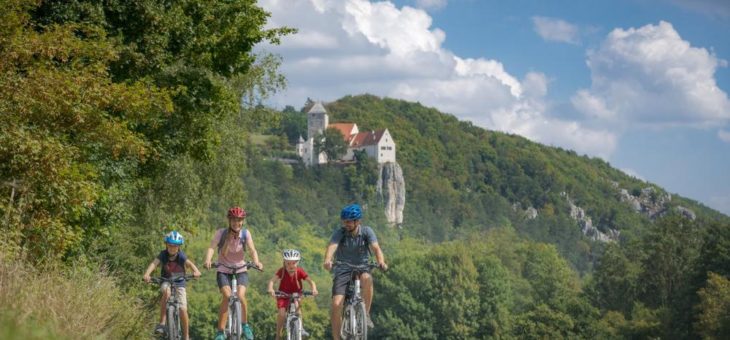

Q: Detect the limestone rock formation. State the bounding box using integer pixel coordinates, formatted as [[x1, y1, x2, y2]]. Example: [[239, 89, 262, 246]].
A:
[[377, 162, 406, 225]]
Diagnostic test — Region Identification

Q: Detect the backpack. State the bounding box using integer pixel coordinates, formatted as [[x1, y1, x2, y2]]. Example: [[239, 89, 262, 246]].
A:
[[216, 228, 247, 255]]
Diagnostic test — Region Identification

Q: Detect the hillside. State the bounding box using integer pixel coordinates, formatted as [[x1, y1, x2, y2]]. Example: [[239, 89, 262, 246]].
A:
[[267, 94, 728, 271]]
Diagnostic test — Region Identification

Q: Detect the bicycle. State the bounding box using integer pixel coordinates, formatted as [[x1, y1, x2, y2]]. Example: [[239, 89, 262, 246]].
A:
[[275, 290, 314, 340], [334, 261, 382, 340], [214, 262, 262, 340], [150, 275, 195, 340]]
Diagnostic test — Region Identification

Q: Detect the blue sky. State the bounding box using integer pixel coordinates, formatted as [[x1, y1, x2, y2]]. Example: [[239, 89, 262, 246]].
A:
[[258, 0, 730, 215]]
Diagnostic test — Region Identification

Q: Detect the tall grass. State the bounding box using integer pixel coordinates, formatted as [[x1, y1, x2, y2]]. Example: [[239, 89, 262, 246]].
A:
[[0, 254, 149, 339]]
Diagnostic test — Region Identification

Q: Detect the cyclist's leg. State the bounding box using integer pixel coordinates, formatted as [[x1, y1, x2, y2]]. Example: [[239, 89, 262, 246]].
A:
[[331, 295, 345, 340], [236, 272, 249, 323], [275, 307, 286, 340], [178, 287, 190, 340], [216, 272, 234, 332], [238, 285, 248, 323], [160, 283, 172, 324], [360, 272, 374, 313], [331, 269, 351, 340]]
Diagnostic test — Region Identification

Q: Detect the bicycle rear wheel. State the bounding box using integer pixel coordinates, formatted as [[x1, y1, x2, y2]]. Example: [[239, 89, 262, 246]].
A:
[[354, 302, 368, 340], [166, 306, 179, 340]]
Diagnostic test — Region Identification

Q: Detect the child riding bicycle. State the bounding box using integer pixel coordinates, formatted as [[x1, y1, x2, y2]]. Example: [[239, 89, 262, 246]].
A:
[[323, 204, 387, 340], [142, 230, 202, 340], [204, 206, 263, 340], [267, 249, 319, 340]]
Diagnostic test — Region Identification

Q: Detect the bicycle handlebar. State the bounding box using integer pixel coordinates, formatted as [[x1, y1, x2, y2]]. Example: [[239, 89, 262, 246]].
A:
[[213, 261, 263, 273], [149, 275, 197, 285], [274, 290, 314, 298]]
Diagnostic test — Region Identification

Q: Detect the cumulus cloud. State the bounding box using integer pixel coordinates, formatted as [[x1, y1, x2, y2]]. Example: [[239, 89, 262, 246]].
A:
[[573, 21, 730, 128], [532, 16, 580, 44], [719, 129, 730, 143], [259, 0, 617, 157]]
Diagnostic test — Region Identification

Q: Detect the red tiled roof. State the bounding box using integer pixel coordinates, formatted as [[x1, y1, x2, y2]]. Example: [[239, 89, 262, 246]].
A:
[[328, 123, 357, 142], [351, 129, 386, 147]]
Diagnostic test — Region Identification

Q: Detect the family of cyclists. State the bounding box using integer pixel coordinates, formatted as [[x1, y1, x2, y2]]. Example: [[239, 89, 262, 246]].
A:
[[143, 203, 387, 340]]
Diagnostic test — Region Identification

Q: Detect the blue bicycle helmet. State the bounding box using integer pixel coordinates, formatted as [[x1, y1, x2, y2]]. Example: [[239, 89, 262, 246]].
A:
[[164, 231, 184, 245], [340, 203, 363, 220]]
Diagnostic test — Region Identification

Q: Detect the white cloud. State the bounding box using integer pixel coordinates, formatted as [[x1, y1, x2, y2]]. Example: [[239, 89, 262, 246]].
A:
[[718, 129, 730, 143], [259, 0, 617, 157], [532, 16, 580, 44], [414, 0, 448, 11], [573, 21, 730, 128]]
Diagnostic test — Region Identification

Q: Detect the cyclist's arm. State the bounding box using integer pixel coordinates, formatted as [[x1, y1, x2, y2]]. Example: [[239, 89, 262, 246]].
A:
[[143, 258, 161, 282], [305, 277, 318, 296], [245, 230, 262, 269], [323, 242, 338, 270], [267, 273, 281, 297], [370, 242, 387, 271], [204, 247, 215, 269], [185, 259, 202, 277]]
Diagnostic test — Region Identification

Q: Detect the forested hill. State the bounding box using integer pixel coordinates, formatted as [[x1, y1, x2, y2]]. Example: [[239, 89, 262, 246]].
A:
[[273, 94, 728, 269]]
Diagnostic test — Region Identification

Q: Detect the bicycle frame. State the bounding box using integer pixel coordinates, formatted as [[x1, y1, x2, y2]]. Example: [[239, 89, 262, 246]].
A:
[[334, 262, 380, 340], [214, 262, 261, 340], [151, 276, 194, 340]]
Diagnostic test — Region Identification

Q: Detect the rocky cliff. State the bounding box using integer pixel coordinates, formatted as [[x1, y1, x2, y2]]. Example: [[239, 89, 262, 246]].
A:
[[377, 162, 406, 226]]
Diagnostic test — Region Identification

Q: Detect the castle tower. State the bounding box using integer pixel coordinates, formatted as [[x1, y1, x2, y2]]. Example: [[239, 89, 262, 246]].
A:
[[307, 101, 328, 141]]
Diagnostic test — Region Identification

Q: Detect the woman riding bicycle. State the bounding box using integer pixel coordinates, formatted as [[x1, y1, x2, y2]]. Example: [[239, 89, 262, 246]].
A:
[[204, 206, 263, 340], [323, 204, 387, 340], [267, 249, 319, 340], [143, 230, 201, 340]]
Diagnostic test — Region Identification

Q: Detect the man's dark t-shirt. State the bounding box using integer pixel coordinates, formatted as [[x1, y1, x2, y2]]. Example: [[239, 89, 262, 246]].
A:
[[329, 226, 377, 273]]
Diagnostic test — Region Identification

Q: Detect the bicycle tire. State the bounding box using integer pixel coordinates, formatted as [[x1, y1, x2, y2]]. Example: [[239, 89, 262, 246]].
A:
[[354, 302, 368, 340], [340, 305, 351, 339], [288, 317, 301, 340], [166, 305, 179, 340], [231, 300, 243, 340]]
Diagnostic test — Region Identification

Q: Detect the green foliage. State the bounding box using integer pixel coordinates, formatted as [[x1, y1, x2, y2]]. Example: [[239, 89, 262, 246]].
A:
[[314, 127, 349, 163], [589, 243, 641, 314], [0, 0, 173, 260], [694, 272, 730, 339]]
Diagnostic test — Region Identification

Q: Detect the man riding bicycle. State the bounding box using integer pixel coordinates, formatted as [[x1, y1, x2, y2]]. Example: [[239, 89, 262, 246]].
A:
[[323, 204, 387, 340]]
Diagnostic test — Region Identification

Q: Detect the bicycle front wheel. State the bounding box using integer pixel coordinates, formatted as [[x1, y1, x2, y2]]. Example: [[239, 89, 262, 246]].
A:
[[230, 300, 243, 340], [340, 305, 352, 339], [287, 317, 301, 340], [166, 306, 179, 340], [354, 302, 368, 340]]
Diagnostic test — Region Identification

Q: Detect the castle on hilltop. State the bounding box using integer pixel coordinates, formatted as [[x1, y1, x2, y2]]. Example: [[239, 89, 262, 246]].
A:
[[296, 101, 396, 167]]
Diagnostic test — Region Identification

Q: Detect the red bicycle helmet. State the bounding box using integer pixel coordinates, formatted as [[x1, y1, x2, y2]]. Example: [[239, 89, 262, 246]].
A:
[[227, 206, 247, 218]]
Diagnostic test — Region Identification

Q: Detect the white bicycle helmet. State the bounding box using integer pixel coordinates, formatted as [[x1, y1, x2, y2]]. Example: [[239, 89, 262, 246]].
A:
[[282, 249, 301, 261]]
